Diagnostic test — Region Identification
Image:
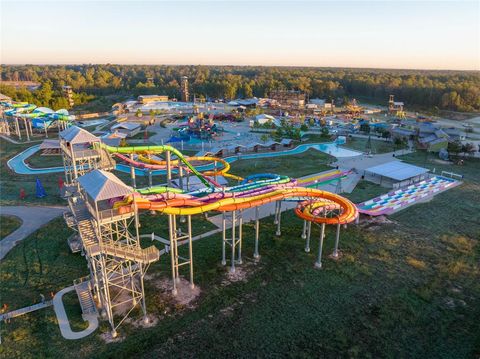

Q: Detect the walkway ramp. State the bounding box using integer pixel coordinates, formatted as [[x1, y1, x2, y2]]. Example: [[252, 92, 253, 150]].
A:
[[0, 301, 52, 322]]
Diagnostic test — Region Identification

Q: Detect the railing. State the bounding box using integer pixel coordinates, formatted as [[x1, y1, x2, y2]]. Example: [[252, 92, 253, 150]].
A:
[[97, 206, 133, 221], [73, 275, 92, 287], [101, 239, 159, 262]]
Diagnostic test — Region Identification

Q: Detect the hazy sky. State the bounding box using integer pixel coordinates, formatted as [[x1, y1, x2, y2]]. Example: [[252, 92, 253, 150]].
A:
[[1, 0, 479, 70]]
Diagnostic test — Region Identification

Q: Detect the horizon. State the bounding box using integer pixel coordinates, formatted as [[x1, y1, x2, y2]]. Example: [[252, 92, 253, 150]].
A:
[[1, 1, 479, 71]]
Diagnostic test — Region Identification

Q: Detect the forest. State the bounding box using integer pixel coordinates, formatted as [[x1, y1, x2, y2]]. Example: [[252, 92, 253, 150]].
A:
[[1, 65, 479, 112]]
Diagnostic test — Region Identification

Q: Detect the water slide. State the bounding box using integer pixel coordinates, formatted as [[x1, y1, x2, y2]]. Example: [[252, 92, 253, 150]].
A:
[[102, 143, 358, 225], [2, 102, 75, 128]]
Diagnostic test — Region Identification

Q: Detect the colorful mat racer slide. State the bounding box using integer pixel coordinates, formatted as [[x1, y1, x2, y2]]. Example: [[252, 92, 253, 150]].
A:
[[99, 143, 358, 225], [356, 176, 459, 216], [1, 101, 75, 128]]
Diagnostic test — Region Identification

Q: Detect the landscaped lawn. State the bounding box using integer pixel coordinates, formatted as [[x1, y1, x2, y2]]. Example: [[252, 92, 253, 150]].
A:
[[0, 139, 64, 206], [26, 153, 64, 168], [342, 136, 408, 154], [344, 180, 387, 203], [1, 146, 478, 358], [230, 148, 334, 179], [0, 215, 22, 239]]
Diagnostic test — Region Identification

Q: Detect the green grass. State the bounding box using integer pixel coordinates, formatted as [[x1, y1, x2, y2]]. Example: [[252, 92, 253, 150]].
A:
[[344, 180, 387, 203], [230, 148, 334, 179], [342, 137, 408, 154], [129, 131, 155, 140], [26, 153, 64, 168], [1, 146, 479, 358], [0, 215, 22, 239], [0, 139, 64, 206]]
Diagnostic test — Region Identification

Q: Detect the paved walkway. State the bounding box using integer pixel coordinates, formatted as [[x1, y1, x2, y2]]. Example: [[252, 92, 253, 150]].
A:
[[53, 286, 98, 340], [0, 205, 67, 260]]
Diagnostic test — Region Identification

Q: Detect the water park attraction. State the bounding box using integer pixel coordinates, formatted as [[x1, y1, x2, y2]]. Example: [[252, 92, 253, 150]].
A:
[[57, 125, 358, 337]]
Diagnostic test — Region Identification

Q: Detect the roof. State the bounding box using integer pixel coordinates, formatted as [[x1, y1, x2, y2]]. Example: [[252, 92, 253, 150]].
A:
[[366, 161, 429, 181], [77, 169, 133, 202], [59, 126, 99, 144], [0, 93, 12, 101], [281, 138, 293, 145], [39, 139, 61, 150], [111, 122, 141, 131]]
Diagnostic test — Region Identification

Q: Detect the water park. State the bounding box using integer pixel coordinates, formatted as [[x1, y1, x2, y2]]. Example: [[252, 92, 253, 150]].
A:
[[0, 96, 477, 356]]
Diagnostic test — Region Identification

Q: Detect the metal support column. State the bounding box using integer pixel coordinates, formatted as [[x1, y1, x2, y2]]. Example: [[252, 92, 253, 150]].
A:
[[253, 207, 260, 260], [315, 222, 326, 269], [332, 222, 341, 259], [305, 221, 312, 253], [275, 201, 282, 236]]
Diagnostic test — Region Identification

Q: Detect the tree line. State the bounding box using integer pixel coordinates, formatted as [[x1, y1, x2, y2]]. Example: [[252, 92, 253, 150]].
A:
[[1, 65, 479, 112]]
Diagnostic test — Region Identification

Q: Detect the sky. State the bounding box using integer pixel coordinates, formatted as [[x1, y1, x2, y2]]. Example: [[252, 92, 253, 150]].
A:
[[1, 0, 479, 70]]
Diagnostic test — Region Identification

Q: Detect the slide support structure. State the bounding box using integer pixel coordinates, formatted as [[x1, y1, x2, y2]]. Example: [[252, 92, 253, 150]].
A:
[[168, 214, 194, 295], [253, 206, 260, 260], [332, 222, 341, 259]]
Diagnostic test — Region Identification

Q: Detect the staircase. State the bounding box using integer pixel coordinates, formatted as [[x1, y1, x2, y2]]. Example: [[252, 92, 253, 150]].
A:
[[98, 148, 116, 171], [73, 278, 97, 315], [67, 198, 159, 264]]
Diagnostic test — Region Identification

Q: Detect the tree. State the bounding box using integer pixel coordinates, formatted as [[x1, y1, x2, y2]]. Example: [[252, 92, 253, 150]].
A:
[[260, 134, 269, 143], [447, 141, 462, 158], [321, 126, 329, 138], [360, 122, 370, 134], [461, 142, 476, 158], [300, 123, 308, 131], [135, 109, 143, 117]]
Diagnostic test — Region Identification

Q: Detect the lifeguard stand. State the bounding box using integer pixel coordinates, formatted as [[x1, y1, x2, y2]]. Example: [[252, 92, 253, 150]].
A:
[[65, 169, 160, 337], [59, 126, 115, 186]]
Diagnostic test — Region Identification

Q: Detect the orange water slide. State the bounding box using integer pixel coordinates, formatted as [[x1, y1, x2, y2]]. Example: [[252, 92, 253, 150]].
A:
[[133, 187, 358, 225]]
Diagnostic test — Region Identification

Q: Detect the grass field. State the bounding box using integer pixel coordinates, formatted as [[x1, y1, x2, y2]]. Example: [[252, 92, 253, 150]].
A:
[[0, 139, 64, 206], [1, 141, 479, 358], [230, 148, 334, 179], [0, 215, 22, 239], [342, 136, 408, 154], [26, 153, 64, 168]]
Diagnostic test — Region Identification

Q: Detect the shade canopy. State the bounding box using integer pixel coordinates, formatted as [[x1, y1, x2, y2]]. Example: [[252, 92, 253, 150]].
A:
[[60, 126, 99, 144], [365, 161, 428, 181], [78, 169, 133, 202]]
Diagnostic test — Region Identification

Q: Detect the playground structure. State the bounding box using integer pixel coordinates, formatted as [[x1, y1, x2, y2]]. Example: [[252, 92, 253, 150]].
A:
[[59, 125, 358, 337], [0, 101, 75, 140], [174, 114, 220, 141], [388, 95, 406, 119]]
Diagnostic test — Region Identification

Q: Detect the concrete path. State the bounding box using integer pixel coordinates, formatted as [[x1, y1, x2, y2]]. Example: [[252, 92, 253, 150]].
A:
[[0, 205, 67, 260], [53, 286, 98, 340]]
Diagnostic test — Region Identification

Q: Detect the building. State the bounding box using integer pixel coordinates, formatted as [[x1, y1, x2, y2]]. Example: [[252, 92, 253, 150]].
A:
[[388, 95, 404, 113], [111, 122, 142, 137], [0, 93, 12, 104], [137, 95, 169, 104], [364, 161, 429, 188], [269, 89, 306, 109], [249, 114, 281, 128], [62, 86, 75, 107], [180, 76, 189, 102]]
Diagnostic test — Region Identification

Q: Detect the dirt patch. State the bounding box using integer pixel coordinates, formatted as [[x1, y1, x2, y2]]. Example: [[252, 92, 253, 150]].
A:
[[151, 276, 201, 308], [100, 332, 125, 344], [359, 215, 396, 231], [125, 313, 159, 329], [221, 260, 261, 286]]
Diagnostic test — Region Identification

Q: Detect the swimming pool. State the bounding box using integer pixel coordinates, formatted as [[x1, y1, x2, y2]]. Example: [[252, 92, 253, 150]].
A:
[[7, 141, 362, 176]]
